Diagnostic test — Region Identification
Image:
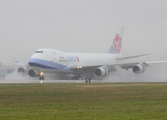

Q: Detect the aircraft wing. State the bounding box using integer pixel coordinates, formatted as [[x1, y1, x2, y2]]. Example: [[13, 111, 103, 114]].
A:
[[14, 63, 30, 69], [146, 61, 167, 64], [70, 61, 167, 71], [116, 53, 150, 60], [69, 53, 154, 70], [69, 62, 139, 71], [14, 63, 27, 66], [119, 61, 167, 68]]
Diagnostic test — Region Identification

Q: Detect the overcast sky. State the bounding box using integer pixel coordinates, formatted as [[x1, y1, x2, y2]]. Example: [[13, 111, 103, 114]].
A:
[[0, 0, 167, 64]]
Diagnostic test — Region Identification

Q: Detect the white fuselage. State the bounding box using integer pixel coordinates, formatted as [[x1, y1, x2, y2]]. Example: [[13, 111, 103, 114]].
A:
[[28, 48, 120, 74]]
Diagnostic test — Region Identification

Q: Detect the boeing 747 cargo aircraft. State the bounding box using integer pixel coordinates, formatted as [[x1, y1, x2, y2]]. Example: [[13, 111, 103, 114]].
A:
[[16, 27, 167, 83]]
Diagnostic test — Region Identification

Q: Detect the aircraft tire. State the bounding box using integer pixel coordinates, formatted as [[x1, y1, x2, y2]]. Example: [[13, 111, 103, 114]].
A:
[[39, 76, 45, 80], [89, 78, 91, 83], [86, 78, 91, 83], [86, 78, 88, 83]]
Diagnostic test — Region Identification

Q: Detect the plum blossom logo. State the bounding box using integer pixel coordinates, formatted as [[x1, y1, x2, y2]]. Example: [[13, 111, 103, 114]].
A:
[[113, 34, 122, 51]]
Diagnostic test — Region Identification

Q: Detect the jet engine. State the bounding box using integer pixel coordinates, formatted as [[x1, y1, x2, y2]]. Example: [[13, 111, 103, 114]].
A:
[[28, 69, 39, 77], [132, 63, 146, 74], [95, 67, 108, 77], [18, 66, 28, 75]]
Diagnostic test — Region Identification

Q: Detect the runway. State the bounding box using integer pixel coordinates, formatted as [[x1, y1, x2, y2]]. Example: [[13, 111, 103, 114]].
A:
[[0, 79, 102, 84]]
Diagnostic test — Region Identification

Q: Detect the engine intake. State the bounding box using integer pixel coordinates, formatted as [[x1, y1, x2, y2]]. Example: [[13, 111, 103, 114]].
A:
[[95, 67, 108, 77], [132, 63, 146, 74], [28, 69, 39, 77], [18, 67, 28, 75]]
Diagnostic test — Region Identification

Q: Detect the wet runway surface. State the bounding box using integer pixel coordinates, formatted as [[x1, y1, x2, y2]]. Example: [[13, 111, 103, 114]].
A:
[[1, 79, 167, 84], [0, 79, 103, 84]]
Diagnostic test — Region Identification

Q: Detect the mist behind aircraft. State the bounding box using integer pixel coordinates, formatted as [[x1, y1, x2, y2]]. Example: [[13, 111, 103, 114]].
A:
[[4, 64, 167, 82]]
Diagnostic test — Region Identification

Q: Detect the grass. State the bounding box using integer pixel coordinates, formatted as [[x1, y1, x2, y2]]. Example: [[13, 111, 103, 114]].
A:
[[0, 83, 167, 119]]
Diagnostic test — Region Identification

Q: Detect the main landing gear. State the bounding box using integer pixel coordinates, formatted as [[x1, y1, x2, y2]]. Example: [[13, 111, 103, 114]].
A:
[[39, 76, 45, 80], [39, 72, 45, 80], [86, 78, 91, 83], [72, 74, 80, 80]]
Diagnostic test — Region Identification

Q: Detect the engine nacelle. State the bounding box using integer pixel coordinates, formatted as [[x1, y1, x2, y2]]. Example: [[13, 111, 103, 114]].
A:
[[28, 69, 39, 77], [95, 67, 108, 77], [132, 63, 146, 74], [18, 66, 28, 75]]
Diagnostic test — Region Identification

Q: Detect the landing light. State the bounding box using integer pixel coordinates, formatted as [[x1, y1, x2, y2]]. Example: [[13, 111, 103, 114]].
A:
[[40, 72, 43, 76], [77, 66, 82, 69]]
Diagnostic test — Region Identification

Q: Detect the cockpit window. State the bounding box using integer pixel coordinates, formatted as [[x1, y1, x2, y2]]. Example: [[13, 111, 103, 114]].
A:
[[35, 51, 43, 53]]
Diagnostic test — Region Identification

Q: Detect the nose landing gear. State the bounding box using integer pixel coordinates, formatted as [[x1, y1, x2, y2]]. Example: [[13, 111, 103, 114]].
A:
[[39, 72, 45, 80], [39, 76, 45, 80]]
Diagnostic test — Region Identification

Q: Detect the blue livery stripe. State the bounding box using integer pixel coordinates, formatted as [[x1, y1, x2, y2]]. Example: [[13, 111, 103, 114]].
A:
[[29, 58, 69, 70]]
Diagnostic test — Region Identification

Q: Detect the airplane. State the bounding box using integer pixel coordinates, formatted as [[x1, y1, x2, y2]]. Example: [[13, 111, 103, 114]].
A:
[[16, 26, 167, 83], [0, 68, 7, 79], [0, 61, 16, 79]]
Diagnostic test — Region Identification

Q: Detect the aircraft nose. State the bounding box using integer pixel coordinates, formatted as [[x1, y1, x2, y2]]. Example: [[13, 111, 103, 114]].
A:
[[28, 58, 36, 67], [28, 57, 48, 69]]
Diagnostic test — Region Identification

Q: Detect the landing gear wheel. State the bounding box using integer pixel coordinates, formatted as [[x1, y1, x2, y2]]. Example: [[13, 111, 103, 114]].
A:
[[39, 76, 45, 80], [71, 77, 79, 80], [72, 74, 80, 80], [86, 78, 88, 83], [89, 78, 91, 83], [86, 78, 91, 83]]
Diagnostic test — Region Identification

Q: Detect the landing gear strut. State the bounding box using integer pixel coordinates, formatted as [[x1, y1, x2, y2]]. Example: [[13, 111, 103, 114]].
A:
[[86, 78, 91, 83]]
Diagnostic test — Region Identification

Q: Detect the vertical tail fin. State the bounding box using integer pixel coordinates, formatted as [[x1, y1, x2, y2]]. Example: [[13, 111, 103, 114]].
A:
[[107, 26, 124, 54], [1, 68, 7, 75]]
